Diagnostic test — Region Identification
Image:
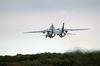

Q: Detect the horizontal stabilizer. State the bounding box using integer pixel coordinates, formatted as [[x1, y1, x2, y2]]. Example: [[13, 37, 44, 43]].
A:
[[66, 33, 76, 35]]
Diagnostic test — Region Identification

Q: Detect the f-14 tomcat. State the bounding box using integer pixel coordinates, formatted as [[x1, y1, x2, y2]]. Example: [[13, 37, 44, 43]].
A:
[[24, 23, 88, 38]]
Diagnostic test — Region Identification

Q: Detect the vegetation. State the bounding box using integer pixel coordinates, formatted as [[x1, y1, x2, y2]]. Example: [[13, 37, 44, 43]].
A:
[[0, 50, 100, 66]]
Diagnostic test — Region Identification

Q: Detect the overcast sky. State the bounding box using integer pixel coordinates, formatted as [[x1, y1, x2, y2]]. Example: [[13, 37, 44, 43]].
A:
[[0, 0, 100, 55]]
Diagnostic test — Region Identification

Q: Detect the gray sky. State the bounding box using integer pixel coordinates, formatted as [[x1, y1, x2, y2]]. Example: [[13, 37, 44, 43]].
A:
[[0, 0, 100, 55]]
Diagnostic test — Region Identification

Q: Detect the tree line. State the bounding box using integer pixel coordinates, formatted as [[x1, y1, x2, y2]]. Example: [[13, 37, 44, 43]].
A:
[[0, 50, 100, 66]]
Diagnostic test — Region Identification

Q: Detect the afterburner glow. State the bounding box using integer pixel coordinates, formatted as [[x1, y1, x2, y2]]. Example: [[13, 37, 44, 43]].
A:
[[52, 33, 55, 37], [62, 33, 65, 36]]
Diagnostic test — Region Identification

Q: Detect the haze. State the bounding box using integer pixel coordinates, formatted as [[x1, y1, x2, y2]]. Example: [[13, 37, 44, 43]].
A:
[[0, 0, 100, 55]]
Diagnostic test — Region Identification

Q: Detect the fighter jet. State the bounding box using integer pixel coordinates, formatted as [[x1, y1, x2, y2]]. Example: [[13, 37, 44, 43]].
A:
[[24, 23, 88, 38]]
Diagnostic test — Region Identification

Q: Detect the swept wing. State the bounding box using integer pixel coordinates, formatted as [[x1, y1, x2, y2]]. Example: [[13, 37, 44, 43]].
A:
[[64, 28, 89, 31], [24, 29, 51, 33]]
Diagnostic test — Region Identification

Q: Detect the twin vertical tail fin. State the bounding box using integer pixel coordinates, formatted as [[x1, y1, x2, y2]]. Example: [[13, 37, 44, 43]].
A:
[[52, 24, 53, 33], [62, 23, 64, 33], [50, 23, 64, 33], [51, 24, 55, 37], [61, 23, 66, 37]]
